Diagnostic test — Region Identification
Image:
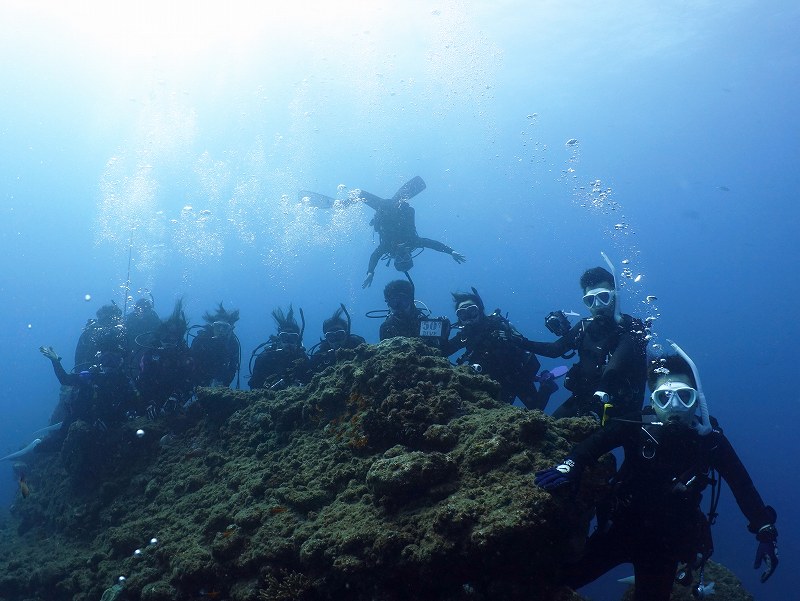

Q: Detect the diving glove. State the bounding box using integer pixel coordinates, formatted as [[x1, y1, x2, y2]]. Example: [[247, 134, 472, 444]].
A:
[[754, 524, 779, 583], [534, 458, 579, 491]]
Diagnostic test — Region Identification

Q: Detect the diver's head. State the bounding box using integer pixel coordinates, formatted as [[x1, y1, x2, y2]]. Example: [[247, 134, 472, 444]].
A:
[[322, 307, 349, 349], [580, 266, 616, 318], [204, 302, 239, 339], [452, 289, 485, 326], [394, 249, 414, 272], [384, 279, 414, 315], [133, 298, 153, 316], [276, 328, 301, 349], [322, 322, 348, 349], [648, 354, 699, 426], [272, 305, 302, 348], [96, 303, 123, 325], [159, 298, 188, 347]]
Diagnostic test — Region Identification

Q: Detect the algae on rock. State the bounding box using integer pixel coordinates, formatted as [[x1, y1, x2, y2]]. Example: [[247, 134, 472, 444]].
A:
[[0, 338, 755, 601]]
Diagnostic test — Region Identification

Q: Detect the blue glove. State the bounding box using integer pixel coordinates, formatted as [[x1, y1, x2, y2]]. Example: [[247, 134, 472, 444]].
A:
[[534, 458, 578, 491], [754, 524, 779, 583]]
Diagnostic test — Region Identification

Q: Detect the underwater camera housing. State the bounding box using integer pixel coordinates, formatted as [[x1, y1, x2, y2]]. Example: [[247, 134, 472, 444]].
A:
[[545, 310, 572, 337]]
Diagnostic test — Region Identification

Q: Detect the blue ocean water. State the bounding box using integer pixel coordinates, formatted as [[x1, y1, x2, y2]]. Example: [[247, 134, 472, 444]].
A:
[[0, 2, 797, 599]]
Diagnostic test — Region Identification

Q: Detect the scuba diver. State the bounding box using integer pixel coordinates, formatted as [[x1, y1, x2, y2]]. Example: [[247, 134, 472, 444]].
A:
[[135, 298, 195, 416], [520, 257, 647, 420], [38, 344, 140, 444], [308, 305, 366, 376], [535, 342, 779, 601], [73, 302, 126, 372], [445, 288, 556, 411], [190, 302, 242, 388], [356, 176, 466, 288], [124, 295, 161, 377], [249, 305, 310, 390], [371, 279, 451, 350]]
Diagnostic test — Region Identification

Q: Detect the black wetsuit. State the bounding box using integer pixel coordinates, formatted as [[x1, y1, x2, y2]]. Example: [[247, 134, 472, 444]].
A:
[[249, 342, 309, 390], [562, 414, 776, 601], [380, 308, 428, 341], [73, 320, 126, 372], [137, 343, 195, 412], [446, 313, 552, 410], [308, 335, 367, 375], [521, 313, 647, 419], [365, 199, 454, 273], [190, 327, 241, 387], [380, 309, 451, 352], [124, 309, 161, 375], [48, 359, 139, 428]]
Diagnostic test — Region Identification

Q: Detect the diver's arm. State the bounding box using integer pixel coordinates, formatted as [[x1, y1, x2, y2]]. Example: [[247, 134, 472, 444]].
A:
[[40, 346, 80, 386], [713, 431, 776, 530], [415, 237, 454, 255], [598, 320, 647, 396], [366, 245, 386, 275], [517, 322, 580, 358], [562, 419, 630, 468]]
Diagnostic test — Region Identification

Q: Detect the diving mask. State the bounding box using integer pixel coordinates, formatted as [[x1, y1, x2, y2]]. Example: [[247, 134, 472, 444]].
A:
[[582, 288, 614, 309], [212, 321, 233, 338], [324, 329, 347, 346], [277, 331, 300, 346], [456, 303, 481, 324], [651, 382, 698, 423]]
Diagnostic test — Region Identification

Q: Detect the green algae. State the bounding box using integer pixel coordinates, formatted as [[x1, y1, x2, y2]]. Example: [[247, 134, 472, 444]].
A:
[[0, 338, 756, 601]]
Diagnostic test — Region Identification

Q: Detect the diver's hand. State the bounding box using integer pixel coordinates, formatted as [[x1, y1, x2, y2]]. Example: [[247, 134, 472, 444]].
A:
[[754, 524, 778, 583], [534, 458, 579, 491], [39, 346, 61, 362], [362, 272, 374, 289], [451, 251, 466, 264]]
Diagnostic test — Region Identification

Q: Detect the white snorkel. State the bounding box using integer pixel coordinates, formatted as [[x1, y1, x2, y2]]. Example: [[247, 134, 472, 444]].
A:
[[600, 251, 623, 324], [666, 339, 712, 436]]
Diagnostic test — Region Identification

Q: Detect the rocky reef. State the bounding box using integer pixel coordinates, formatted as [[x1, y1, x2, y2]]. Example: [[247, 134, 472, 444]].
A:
[[0, 338, 753, 601]]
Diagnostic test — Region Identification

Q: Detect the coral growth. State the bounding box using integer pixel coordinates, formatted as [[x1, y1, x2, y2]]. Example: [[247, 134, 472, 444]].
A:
[[0, 338, 754, 601]]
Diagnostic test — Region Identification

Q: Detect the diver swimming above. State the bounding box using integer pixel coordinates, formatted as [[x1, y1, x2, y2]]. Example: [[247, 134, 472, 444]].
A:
[[358, 177, 465, 287]]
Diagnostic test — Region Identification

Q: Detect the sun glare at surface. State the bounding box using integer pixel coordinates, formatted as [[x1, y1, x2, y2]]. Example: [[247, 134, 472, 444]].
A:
[[0, 0, 403, 71]]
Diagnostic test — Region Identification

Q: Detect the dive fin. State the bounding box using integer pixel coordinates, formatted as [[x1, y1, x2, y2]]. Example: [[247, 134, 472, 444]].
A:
[[299, 190, 337, 209], [391, 176, 426, 202], [357, 190, 387, 205]]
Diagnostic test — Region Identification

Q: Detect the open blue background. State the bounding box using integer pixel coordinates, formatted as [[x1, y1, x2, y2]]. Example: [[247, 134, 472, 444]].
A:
[[1, 2, 797, 599]]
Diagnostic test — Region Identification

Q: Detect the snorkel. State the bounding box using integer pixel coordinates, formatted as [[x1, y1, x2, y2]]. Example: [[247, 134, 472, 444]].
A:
[[666, 339, 712, 436], [600, 251, 623, 324], [339, 303, 352, 336], [299, 308, 306, 345]]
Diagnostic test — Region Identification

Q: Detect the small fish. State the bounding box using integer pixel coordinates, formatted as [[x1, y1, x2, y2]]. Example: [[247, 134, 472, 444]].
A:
[[19, 473, 30, 498], [269, 506, 288, 515]]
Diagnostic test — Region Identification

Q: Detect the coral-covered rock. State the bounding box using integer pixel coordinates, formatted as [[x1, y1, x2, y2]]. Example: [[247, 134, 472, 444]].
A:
[[0, 338, 756, 601]]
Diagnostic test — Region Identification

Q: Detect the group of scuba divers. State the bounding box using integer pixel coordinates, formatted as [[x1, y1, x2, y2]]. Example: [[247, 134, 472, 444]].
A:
[[23, 176, 777, 600]]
